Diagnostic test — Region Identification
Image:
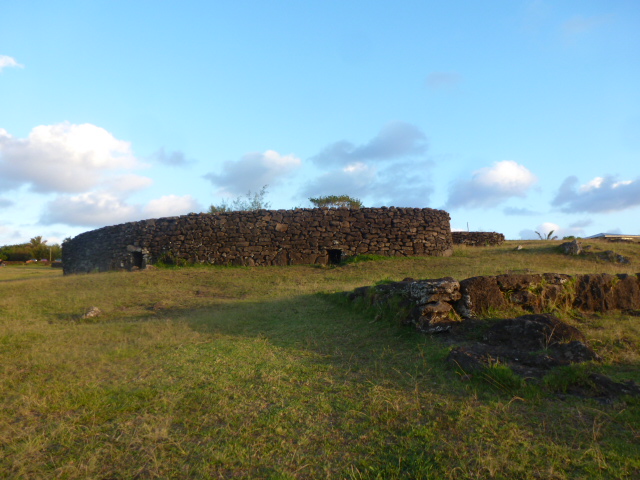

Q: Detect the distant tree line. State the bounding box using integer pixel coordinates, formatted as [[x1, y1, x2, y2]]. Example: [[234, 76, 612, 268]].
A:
[[0, 236, 62, 262]]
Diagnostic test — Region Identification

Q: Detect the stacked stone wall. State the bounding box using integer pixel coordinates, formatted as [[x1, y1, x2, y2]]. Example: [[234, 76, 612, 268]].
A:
[[348, 272, 640, 333], [452, 231, 505, 246], [62, 207, 453, 274]]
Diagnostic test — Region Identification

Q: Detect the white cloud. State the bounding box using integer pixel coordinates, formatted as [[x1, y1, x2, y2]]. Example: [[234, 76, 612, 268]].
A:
[[311, 122, 427, 166], [204, 149, 301, 196], [41, 192, 140, 227], [0, 55, 23, 72], [519, 221, 585, 240], [103, 174, 154, 194], [579, 176, 606, 192], [0, 123, 202, 232], [143, 195, 201, 218], [552, 175, 640, 213], [446, 160, 537, 209], [41, 191, 202, 228], [537, 222, 560, 237], [0, 123, 138, 193]]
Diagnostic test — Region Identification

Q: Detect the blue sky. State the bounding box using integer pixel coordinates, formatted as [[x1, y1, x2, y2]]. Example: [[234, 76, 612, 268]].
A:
[[1, 0, 638, 246]]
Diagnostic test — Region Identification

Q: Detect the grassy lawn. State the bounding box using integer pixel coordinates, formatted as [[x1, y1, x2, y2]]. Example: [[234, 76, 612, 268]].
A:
[[1, 240, 638, 479]]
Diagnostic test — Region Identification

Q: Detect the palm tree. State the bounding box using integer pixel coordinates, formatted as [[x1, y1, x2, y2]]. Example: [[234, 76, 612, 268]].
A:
[[535, 230, 558, 240]]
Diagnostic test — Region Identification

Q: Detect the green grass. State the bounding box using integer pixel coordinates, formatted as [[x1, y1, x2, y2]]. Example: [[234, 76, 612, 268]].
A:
[[0, 240, 639, 478]]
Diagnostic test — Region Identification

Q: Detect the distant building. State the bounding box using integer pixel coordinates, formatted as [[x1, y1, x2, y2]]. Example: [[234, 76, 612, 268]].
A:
[[585, 233, 640, 240]]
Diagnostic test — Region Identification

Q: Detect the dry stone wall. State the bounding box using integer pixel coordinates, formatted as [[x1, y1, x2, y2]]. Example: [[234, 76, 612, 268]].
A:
[[348, 272, 640, 333], [452, 231, 505, 246], [62, 207, 453, 274]]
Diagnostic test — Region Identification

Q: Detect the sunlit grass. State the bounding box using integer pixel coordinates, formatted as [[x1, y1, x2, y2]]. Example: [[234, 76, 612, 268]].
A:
[[0, 240, 638, 478]]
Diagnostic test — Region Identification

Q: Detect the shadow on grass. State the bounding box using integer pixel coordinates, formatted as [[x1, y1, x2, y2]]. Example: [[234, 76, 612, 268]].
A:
[[181, 292, 454, 389]]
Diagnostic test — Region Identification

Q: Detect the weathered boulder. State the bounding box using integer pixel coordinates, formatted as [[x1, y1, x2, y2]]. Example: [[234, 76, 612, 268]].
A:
[[483, 313, 586, 351], [455, 276, 505, 318], [596, 250, 631, 264], [609, 274, 640, 310], [411, 278, 461, 332], [408, 277, 461, 304], [573, 274, 617, 312], [496, 273, 543, 291], [447, 347, 487, 372], [560, 240, 582, 255], [588, 374, 640, 398], [447, 314, 600, 377], [81, 306, 102, 320]]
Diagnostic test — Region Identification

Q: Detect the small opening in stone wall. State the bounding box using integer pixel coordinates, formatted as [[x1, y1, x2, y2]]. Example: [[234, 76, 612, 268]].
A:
[[327, 249, 343, 265], [132, 251, 143, 269]]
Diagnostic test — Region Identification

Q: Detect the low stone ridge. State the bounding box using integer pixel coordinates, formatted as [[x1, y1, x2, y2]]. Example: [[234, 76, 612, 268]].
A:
[[452, 231, 505, 246], [348, 273, 640, 321], [62, 207, 454, 274]]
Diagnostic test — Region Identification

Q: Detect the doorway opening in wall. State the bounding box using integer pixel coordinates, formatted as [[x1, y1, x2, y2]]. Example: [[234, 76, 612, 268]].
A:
[[327, 249, 343, 265], [132, 251, 143, 269]]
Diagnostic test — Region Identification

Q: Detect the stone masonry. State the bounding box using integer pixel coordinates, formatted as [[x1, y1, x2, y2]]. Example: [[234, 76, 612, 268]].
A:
[[62, 207, 453, 274], [348, 272, 640, 333], [452, 231, 505, 246]]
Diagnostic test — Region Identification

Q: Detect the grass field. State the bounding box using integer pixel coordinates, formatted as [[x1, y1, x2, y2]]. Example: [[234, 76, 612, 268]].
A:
[[1, 240, 639, 479]]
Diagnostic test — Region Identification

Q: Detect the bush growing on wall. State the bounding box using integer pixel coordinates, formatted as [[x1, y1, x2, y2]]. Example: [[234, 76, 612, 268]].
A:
[[208, 185, 271, 213], [308, 195, 362, 209]]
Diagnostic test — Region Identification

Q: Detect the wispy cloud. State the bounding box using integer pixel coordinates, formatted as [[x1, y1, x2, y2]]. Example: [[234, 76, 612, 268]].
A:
[[0, 55, 23, 72], [311, 122, 427, 167], [302, 158, 434, 208], [304, 123, 434, 207], [552, 175, 640, 213], [445, 160, 537, 209], [569, 218, 593, 229], [303, 162, 377, 200], [562, 14, 609, 35], [503, 206, 539, 216], [204, 150, 301, 196], [152, 148, 193, 167], [561, 14, 612, 42]]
